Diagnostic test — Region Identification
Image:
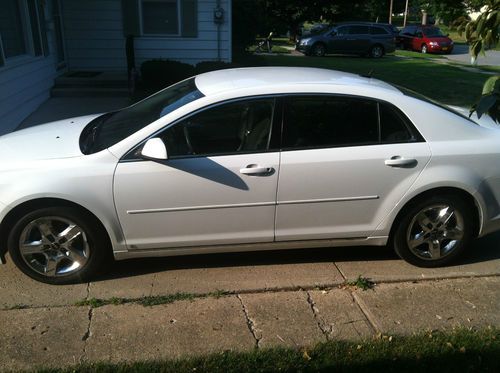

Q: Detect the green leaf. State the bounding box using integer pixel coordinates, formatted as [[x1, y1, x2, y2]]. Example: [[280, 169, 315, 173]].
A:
[[474, 94, 497, 119], [482, 76, 500, 95]]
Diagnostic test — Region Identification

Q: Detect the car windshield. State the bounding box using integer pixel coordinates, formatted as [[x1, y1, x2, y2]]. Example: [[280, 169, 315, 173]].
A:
[[424, 27, 445, 37], [395, 85, 477, 124], [80, 77, 204, 154]]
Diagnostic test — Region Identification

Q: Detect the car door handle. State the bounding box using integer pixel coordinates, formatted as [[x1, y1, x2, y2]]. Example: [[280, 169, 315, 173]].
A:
[[240, 164, 274, 175], [385, 156, 418, 167]]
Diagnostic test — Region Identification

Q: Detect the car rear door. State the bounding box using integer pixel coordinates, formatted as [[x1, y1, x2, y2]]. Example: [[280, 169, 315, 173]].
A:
[[344, 25, 371, 53], [113, 97, 280, 251], [275, 95, 431, 241]]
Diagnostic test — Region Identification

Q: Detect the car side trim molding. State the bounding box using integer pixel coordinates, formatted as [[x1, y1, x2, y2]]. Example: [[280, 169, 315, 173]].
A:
[[126, 196, 379, 215], [113, 236, 389, 260], [127, 201, 276, 214], [277, 195, 379, 205]]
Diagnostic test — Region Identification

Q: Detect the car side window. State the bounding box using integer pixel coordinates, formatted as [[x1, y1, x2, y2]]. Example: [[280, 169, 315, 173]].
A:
[[379, 103, 414, 143], [336, 26, 349, 36], [282, 96, 379, 149], [159, 98, 275, 157], [371, 26, 389, 35], [348, 25, 370, 35]]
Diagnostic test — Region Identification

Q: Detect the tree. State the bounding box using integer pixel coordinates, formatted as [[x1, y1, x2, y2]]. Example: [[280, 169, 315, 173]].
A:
[[459, 1, 500, 123], [458, 0, 499, 64]]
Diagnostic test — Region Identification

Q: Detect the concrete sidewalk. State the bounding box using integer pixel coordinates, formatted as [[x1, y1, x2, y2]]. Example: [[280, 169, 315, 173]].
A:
[[1, 230, 499, 371]]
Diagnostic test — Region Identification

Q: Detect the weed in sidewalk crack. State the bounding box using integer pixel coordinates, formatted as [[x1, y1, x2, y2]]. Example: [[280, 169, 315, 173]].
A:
[[346, 275, 375, 291]]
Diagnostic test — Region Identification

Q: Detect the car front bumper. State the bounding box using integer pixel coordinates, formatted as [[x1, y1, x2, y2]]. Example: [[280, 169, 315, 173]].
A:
[[296, 44, 312, 54], [428, 44, 453, 53]]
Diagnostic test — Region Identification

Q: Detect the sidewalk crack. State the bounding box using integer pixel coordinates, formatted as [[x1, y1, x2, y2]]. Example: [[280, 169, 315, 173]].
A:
[[305, 290, 331, 340], [80, 306, 93, 363], [334, 262, 347, 281], [350, 291, 381, 334], [236, 294, 261, 349]]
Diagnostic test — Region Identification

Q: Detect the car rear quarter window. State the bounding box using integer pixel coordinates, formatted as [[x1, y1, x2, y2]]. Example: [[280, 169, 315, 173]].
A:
[[379, 102, 415, 143], [371, 26, 389, 35], [282, 96, 379, 149]]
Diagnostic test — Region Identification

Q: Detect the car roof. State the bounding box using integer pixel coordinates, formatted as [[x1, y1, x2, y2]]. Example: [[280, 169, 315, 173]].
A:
[[194, 67, 401, 97]]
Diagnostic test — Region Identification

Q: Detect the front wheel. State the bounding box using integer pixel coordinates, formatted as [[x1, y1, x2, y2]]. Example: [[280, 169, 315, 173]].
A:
[[7, 207, 110, 284], [311, 43, 326, 57], [421, 44, 428, 54], [392, 195, 473, 267]]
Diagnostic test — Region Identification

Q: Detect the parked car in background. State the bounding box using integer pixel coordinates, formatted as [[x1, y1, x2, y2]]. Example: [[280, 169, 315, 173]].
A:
[[397, 25, 454, 54], [296, 22, 396, 58]]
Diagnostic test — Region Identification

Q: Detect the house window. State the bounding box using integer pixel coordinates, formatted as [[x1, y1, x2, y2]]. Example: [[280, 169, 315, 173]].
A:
[[142, 0, 180, 35], [0, 0, 28, 58], [0, 0, 47, 66]]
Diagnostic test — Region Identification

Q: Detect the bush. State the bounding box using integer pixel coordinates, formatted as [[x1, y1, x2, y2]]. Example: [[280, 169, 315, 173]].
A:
[[140, 60, 195, 89]]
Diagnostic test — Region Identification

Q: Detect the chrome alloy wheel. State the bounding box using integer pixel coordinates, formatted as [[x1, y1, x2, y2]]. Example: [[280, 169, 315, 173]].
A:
[[371, 46, 383, 58], [18, 217, 90, 277], [406, 204, 464, 261]]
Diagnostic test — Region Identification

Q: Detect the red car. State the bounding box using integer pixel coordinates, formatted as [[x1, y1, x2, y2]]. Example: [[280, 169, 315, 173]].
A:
[[397, 25, 454, 54]]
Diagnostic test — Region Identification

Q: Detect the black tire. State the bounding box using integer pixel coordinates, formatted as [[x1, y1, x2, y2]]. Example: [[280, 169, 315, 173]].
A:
[[392, 195, 473, 268], [8, 206, 110, 284], [370, 44, 384, 58], [311, 43, 326, 57]]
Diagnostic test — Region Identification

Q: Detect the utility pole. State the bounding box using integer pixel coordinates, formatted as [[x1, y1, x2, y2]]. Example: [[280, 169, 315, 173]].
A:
[[403, 0, 409, 26], [389, 0, 394, 24]]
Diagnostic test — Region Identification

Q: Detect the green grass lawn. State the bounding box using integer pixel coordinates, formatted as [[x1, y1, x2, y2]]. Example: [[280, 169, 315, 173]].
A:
[[37, 328, 499, 373], [234, 53, 490, 107]]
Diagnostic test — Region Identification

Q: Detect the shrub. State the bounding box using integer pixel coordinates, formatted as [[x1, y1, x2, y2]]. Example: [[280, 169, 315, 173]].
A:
[[140, 60, 195, 89]]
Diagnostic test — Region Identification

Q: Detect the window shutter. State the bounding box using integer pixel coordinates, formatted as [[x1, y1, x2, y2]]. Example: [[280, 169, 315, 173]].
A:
[[122, 0, 141, 36], [36, 0, 50, 56], [181, 0, 197, 38]]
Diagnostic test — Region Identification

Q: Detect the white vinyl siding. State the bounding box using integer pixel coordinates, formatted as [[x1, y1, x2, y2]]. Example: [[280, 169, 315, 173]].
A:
[[62, 0, 231, 71], [0, 0, 57, 135]]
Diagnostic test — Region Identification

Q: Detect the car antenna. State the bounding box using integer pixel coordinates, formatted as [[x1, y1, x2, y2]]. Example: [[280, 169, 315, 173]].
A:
[[360, 69, 374, 78]]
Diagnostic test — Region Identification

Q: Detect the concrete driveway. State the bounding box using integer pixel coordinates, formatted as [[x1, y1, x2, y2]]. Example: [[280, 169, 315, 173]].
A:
[[445, 43, 500, 66]]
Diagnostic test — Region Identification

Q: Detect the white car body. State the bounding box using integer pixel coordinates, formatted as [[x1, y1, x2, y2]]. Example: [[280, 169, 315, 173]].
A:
[[1, 67, 500, 268]]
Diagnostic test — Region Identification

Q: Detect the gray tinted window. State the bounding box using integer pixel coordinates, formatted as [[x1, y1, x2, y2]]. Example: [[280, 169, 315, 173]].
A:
[[380, 103, 413, 143], [283, 96, 379, 149], [371, 26, 389, 35], [348, 25, 370, 35], [161, 99, 275, 157]]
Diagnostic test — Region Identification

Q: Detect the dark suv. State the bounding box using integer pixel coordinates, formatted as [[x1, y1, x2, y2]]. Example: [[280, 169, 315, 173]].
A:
[[296, 22, 396, 58]]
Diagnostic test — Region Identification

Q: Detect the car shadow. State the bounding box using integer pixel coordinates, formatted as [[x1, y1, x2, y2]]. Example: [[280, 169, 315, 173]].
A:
[[92, 232, 500, 282]]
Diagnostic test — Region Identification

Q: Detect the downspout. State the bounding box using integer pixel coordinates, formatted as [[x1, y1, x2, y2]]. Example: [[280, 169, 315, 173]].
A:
[[217, 0, 221, 61]]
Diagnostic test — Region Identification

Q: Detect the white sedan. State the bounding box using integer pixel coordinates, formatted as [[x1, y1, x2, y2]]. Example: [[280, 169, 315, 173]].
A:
[[1, 67, 499, 284]]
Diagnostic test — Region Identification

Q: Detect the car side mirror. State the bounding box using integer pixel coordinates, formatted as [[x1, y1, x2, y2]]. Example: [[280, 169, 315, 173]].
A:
[[140, 138, 168, 160]]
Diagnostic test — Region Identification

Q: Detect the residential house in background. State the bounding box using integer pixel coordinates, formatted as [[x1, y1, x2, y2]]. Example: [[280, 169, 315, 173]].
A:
[[0, 0, 232, 135]]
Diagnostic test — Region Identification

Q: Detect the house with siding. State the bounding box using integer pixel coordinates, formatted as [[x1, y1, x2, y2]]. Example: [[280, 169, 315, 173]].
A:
[[0, 0, 232, 135]]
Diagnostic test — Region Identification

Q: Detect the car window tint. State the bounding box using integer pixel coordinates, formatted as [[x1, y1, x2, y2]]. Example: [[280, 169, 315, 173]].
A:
[[160, 99, 274, 157], [283, 96, 378, 149], [379, 103, 413, 143], [336, 26, 349, 36], [348, 25, 370, 35], [371, 26, 389, 35]]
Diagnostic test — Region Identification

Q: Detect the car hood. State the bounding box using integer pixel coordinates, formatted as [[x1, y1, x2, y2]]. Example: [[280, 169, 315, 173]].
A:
[[0, 114, 100, 163], [427, 36, 452, 43]]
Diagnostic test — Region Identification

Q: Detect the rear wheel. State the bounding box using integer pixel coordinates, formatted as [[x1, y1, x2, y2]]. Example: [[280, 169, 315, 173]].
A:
[[370, 45, 384, 58], [8, 207, 110, 284], [392, 195, 473, 267], [311, 43, 326, 57]]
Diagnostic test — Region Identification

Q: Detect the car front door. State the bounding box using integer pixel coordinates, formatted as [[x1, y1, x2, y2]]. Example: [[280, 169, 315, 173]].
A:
[[327, 26, 350, 53], [275, 95, 431, 241], [113, 97, 280, 250], [344, 25, 371, 53]]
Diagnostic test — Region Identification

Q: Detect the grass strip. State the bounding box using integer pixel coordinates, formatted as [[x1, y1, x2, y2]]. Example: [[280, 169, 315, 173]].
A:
[[36, 328, 499, 373]]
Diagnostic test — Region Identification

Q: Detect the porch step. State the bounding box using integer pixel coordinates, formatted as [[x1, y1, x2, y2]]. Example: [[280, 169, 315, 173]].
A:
[[51, 87, 130, 97]]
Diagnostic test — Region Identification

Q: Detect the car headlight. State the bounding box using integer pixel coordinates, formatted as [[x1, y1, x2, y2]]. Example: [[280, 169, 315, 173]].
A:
[[429, 41, 438, 46], [300, 38, 312, 45]]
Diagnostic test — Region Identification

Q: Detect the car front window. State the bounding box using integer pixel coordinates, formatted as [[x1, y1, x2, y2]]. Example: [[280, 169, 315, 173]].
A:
[[80, 77, 204, 154]]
